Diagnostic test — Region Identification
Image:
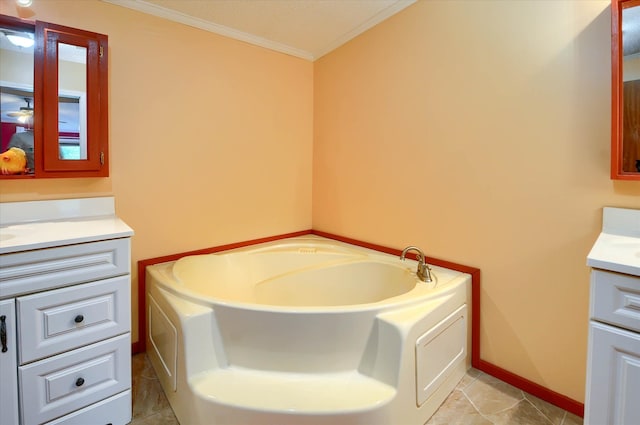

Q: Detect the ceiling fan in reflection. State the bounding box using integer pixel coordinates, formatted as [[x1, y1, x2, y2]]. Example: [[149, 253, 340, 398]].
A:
[[6, 97, 33, 123], [6, 98, 66, 124]]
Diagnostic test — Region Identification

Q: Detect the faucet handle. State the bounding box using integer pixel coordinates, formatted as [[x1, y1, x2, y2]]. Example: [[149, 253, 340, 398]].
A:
[[417, 262, 433, 283]]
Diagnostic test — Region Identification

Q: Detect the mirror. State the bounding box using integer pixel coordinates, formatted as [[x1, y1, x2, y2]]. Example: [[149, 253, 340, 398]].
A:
[[0, 22, 35, 174], [612, 0, 640, 180], [0, 14, 108, 178], [58, 42, 87, 160]]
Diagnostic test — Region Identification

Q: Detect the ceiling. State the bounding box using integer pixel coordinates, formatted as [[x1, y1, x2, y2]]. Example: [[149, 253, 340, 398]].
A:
[[101, 0, 416, 61]]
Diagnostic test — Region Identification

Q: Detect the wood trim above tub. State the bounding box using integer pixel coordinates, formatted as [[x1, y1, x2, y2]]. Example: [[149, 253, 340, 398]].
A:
[[134, 229, 583, 418]]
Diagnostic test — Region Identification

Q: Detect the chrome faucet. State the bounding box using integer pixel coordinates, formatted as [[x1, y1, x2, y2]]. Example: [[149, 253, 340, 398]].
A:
[[400, 246, 433, 282]]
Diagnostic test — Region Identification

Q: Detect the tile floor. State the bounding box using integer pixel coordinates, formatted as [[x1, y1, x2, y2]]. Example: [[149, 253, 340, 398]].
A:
[[130, 353, 583, 425], [130, 353, 179, 425], [426, 368, 583, 425]]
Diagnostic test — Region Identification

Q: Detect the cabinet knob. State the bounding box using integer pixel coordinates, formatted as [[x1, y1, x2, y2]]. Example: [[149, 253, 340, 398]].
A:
[[75, 377, 85, 387], [74, 314, 84, 324]]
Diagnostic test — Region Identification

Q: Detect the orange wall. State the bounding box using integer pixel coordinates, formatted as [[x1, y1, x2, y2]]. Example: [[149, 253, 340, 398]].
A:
[[2, 0, 640, 405], [0, 0, 314, 343], [313, 0, 640, 402]]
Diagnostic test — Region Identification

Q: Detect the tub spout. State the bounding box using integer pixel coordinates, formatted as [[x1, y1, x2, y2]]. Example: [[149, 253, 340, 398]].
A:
[[400, 246, 433, 283]]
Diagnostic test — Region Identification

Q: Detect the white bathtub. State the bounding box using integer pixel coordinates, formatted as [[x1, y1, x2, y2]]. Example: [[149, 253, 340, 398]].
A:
[[146, 235, 471, 425]]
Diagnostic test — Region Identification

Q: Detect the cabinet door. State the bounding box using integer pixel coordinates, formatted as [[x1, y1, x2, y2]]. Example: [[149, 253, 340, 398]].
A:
[[585, 321, 640, 425], [0, 299, 19, 425], [37, 20, 108, 176]]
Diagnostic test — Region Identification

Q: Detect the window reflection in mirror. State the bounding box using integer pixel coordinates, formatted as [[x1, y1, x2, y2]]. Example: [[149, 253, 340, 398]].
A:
[[58, 42, 87, 160], [622, 3, 640, 173], [0, 25, 34, 174]]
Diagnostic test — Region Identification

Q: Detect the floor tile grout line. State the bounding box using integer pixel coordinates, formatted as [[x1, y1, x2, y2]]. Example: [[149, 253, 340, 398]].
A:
[[459, 386, 518, 424], [559, 411, 568, 425], [522, 391, 566, 425], [466, 371, 564, 425], [460, 385, 558, 425], [461, 377, 525, 415], [460, 389, 498, 425], [521, 398, 556, 425], [458, 370, 481, 391]]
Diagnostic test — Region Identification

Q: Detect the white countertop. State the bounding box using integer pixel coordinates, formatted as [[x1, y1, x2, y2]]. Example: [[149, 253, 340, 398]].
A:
[[587, 207, 640, 277], [0, 197, 133, 255]]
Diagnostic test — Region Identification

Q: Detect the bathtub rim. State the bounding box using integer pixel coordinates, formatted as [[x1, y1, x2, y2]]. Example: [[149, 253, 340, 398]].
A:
[[137, 230, 480, 352], [147, 257, 469, 315], [161, 235, 467, 312]]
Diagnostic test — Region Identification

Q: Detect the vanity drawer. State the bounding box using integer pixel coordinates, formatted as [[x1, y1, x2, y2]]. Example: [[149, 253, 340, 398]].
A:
[[18, 276, 130, 364], [44, 389, 131, 425], [19, 333, 130, 425], [591, 269, 640, 332], [0, 238, 130, 298]]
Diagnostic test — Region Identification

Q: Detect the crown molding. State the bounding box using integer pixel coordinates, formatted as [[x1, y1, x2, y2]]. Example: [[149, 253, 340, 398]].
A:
[[101, 0, 416, 61], [101, 0, 315, 60], [314, 0, 416, 60]]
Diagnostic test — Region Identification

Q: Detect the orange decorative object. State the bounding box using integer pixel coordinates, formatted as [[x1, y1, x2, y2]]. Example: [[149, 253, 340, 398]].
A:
[[0, 147, 28, 175]]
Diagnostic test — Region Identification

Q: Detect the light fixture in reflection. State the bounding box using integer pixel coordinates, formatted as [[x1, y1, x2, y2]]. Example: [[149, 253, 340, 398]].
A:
[[16, 0, 33, 7], [5, 33, 34, 48]]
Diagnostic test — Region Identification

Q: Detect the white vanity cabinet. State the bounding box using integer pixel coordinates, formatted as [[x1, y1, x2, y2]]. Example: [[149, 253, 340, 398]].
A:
[[0, 298, 20, 425], [585, 207, 640, 425], [0, 197, 133, 425]]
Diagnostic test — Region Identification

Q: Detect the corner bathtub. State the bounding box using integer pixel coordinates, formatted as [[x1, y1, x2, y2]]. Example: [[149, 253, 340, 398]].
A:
[[145, 235, 471, 425]]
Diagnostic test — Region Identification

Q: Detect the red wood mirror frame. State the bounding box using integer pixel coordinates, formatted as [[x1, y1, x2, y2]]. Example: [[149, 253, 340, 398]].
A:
[[612, 0, 640, 180]]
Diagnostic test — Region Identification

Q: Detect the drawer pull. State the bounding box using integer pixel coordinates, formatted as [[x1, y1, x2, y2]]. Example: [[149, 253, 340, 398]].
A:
[[74, 314, 84, 324], [0, 315, 7, 353], [75, 377, 85, 387]]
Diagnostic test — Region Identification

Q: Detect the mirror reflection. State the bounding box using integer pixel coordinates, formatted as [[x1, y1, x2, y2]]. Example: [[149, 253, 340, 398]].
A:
[[622, 3, 640, 173], [0, 25, 34, 174], [57, 42, 86, 160], [0, 29, 89, 175]]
